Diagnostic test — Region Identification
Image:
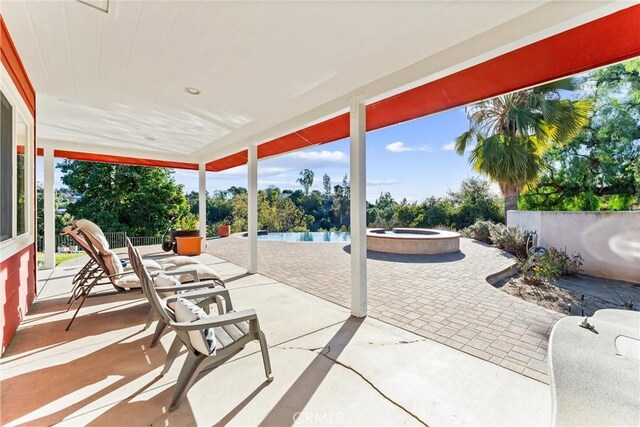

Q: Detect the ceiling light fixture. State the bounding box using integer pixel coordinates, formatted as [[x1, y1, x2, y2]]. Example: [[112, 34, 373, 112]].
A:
[[144, 136, 155, 141], [185, 87, 201, 95]]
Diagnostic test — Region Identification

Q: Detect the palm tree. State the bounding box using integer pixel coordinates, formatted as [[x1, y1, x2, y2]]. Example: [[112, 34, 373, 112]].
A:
[[455, 79, 592, 217]]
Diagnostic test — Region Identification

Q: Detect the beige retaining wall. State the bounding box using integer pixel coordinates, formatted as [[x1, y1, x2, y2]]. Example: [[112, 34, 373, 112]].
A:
[[507, 211, 640, 283]]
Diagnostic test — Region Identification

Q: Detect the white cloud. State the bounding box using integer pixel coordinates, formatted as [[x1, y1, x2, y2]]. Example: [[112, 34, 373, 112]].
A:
[[367, 178, 400, 186], [284, 150, 347, 163], [442, 141, 456, 151], [385, 141, 430, 153]]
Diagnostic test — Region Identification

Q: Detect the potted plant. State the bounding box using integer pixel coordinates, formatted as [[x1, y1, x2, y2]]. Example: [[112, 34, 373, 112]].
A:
[[173, 214, 202, 255], [217, 224, 231, 237]]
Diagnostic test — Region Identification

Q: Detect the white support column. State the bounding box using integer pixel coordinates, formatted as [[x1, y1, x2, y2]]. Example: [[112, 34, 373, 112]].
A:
[[43, 147, 55, 269], [247, 145, 258, 274], [350, 101, 367, 318], [198, 163, 207, 253]]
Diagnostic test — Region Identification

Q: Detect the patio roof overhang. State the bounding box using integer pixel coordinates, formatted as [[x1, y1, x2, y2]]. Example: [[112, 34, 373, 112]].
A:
[[2, 2, 638, 170]]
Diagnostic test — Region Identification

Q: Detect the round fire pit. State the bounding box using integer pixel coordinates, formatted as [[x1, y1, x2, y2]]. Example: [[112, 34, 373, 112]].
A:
[[366, 228, 460, 255]]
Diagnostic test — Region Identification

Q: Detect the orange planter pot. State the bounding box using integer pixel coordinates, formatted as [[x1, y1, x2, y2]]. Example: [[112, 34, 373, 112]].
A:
[[175, 236, 202, 256], [217, 225, 231, 237]]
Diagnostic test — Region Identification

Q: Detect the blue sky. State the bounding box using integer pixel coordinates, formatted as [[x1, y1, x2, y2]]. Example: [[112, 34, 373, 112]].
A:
[[38, 105, 492, 203]]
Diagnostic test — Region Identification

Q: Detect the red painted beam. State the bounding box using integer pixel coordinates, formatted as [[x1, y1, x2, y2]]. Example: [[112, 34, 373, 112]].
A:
[[257, 113, 350, 159], [207, 5, 640, 172], [50, 150, 199, 170], [36, 147, 198, 170], [0, 16, 35, 117], [366, 4, 640, 131], [207, 150, 248, 172]]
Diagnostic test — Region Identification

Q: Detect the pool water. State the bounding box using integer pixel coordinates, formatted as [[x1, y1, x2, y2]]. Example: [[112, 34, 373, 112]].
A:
[[251, 231, 350, 242]]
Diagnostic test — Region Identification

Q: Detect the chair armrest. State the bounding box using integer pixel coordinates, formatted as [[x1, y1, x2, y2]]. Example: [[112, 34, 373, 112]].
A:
[[170, 309, 257, 331], [164, 287, 234, 311], [154, 280, 218, 292]]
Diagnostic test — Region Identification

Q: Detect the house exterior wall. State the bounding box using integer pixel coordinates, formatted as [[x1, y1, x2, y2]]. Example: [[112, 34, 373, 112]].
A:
[[507, 211, 640, 284], [0, 15, 36, 354]]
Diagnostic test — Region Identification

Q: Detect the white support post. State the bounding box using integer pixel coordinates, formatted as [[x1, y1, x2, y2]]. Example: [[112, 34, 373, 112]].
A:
[[43, 147, 55, 269], [350, 101, 367, 318], [198, 163, 207, 253], [247, 145, 258, 274]]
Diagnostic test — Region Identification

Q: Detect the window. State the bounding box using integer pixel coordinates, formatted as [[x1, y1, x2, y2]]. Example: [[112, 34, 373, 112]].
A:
[[0, 91, 12, 242], [0, 83, 32, 252], [16, 115, 27, 236]]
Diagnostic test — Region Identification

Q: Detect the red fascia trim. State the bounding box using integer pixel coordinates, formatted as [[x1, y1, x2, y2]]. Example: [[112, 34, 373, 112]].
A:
[[206, 150, 248, 172], [207, 5, 640, 172], [50, 150, 199, 170], [257, 113, 350, 159], [366, 4, 640, 131], [0, 15, 36, 117]]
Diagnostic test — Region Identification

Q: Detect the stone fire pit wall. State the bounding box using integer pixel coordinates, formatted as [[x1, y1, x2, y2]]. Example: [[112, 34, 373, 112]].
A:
[[367, 228, 460, 255]]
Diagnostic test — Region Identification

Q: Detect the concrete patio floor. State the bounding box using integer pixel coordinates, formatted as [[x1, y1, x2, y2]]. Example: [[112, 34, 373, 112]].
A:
[[207, 236, 564, 383], [1, 250, 551, 426]]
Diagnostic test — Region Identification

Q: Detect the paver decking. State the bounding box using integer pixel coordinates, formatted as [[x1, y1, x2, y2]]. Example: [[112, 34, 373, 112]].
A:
[[207, 236, 565, 382]]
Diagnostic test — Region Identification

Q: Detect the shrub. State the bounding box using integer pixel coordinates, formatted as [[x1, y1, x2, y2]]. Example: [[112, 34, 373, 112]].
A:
[[490, 225, 528, 260], [566, 252, 583, 276], [176, 213, 199, 230], [520, 247, 583, 286], [544, 247, 583, 276], [461, 220, 497, 244], [521, 252, 562, 286]]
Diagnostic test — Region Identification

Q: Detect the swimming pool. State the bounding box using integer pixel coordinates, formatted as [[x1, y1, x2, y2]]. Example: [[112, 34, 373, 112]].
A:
[[244, 231, 350, 242]]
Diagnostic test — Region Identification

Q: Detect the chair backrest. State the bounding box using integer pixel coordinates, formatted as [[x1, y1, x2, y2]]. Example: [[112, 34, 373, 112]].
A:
[[73, 219, 111, 256], [62, 226, 100, 265], [77, 229, 123, 287], [125, 237, 174, 324]]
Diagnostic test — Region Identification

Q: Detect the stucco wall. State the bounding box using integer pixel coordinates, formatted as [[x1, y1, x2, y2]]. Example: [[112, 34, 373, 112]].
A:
[[507, 211, 640, 283]]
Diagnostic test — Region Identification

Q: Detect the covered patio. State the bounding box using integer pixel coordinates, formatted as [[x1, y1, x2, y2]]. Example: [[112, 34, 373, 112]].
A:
[[2, 249, 549, 426], [1, 1, 640, 425]]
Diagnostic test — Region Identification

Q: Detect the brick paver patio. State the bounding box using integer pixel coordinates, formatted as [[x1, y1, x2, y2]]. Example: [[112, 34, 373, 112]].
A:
[[207, 236, 565, 382]]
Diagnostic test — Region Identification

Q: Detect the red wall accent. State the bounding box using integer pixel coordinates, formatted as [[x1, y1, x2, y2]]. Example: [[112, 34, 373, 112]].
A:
[[206, 4, 640, 171], [1, 15, 36, 355], [0, 16, 35, 117], [0, 245, 36, 354]]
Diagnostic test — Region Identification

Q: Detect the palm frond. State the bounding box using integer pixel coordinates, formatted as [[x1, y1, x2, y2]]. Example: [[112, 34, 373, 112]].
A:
[[454, 130, 476, 155], [535, 78, 578, 94]]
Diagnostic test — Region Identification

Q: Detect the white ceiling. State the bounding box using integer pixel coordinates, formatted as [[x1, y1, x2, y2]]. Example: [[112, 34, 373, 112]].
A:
[[0, 0, 628, 164]]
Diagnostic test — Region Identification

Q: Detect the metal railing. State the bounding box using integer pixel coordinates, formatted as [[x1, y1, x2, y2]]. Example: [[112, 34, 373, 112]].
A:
[[37, 232, 163, 252]]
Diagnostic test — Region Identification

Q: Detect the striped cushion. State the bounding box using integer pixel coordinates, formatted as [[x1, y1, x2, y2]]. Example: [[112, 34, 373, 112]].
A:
[[174, 298, 216, 356]]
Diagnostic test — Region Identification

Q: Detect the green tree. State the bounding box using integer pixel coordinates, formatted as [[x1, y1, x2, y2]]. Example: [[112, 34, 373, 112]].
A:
[[296, 169, 315, 196], [36, 184, 78, 244], [521, 60, 640, 210], [447, 177, 503, 228], [322, 173, 332, 197], [455, 79, 591, 216], [58, 161, 189, 236], [367, 192, 397, 228]]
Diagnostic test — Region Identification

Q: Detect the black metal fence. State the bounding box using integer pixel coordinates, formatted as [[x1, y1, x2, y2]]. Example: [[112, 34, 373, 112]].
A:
[[37, 232, 163, 253]]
